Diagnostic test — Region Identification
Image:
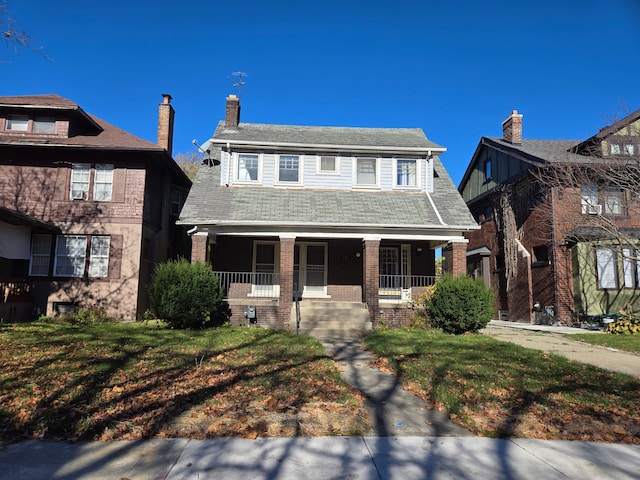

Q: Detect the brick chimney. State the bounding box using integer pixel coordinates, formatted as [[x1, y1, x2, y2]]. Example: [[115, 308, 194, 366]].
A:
[[225, 94, 240, 128], [157, 93, 175, 156], [502, 110, 523, 144]]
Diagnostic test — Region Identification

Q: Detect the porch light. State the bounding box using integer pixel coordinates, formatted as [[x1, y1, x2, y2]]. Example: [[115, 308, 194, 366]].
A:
[[355, 252, 361, 258]]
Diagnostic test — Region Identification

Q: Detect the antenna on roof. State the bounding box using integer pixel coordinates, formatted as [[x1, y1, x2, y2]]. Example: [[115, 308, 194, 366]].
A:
[[231, 71, 248, 98]]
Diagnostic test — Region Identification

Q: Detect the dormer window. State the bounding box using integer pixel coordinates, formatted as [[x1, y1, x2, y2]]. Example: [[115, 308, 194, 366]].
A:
[[6, 115, 29, 131], [4, 114, 57, 134], [33, 116, 56, 134]]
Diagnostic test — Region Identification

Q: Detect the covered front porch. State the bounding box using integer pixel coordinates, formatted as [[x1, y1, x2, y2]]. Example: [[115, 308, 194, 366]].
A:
[[191, 230, 468, 329]]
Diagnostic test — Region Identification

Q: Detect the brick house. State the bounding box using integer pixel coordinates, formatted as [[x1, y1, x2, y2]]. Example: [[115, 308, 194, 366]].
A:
[[178, 95, 477, 336], [0, 94, 191, 321], [459, 109, 640, 324]]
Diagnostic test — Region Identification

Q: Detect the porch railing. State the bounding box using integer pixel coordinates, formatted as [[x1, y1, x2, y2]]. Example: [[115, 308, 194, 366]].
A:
[[378, 275, 438, 300], [213, 271, 280, 299], [1, 282, 33, 303]]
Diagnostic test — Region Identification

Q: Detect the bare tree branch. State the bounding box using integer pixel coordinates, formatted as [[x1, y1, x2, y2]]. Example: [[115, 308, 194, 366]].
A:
[[1, 0, 49, 60]]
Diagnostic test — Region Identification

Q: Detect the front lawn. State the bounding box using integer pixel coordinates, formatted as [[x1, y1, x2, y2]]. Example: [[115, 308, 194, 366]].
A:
[[0, 321, 367, 445], [567, 333, 640, 354], [365, 328, 640, 443]]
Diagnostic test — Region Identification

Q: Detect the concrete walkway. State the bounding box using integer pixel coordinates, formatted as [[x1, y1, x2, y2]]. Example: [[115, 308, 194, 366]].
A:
[[1, 436, 639, 479], [482, 320, 640, 378]]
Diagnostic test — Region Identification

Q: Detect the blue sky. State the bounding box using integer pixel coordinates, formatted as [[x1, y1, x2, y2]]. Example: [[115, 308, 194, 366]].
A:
[[3, 0, 639, 185]]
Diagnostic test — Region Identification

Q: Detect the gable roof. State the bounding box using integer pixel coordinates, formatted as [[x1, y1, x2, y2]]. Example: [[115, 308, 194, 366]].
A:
[[209, 121, 445, 154], [571, 107, 640, 155]]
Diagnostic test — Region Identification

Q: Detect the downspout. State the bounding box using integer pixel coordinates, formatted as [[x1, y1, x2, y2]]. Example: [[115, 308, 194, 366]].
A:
[[226, 142, 231, 186]]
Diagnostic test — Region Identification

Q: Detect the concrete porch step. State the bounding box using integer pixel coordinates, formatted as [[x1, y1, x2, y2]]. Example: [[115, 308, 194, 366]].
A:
[[291, 301, 372, 340]]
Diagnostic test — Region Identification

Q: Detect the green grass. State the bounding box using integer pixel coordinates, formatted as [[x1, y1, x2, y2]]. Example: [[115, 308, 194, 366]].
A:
[[0, 321, 363, 443], [567, 333, 640, 354], [365, 328, 640, 442]]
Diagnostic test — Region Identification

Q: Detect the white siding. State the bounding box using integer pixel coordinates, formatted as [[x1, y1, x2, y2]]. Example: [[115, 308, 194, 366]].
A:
[[262, 154, 275, 187], [380, 157, 393, 191], [426, 157, 434, 193]]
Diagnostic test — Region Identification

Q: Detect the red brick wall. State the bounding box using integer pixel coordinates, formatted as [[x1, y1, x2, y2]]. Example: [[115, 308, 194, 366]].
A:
[[363, 239, 380, 321], [278, 237, 295, 327], [191, 234, 208, 264]]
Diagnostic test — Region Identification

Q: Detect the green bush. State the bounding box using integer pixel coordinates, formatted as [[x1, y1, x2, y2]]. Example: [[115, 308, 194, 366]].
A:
[[605, 311, 640, 334], [427, 275, 494, 334], [149, 259, 226, 329]]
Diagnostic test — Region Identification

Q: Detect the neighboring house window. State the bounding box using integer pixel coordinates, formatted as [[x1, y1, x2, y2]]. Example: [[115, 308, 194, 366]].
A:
[[54, 235, 87, 277], [484, 158, 492, 180], [171, 190, 183, 216], [6, 115, 29, 131], [355, 157, 378, 186], [277, 155, 300, 183], [93, 164, 114, 201], [483, 206, 493, 221], [532, 245, 549, 266], [622, 248, 640, 288], [33, 116, 56, 133], [396, 159, 417, 187], [70, 164, 91, 200], [237, 154, 259, 181], [610, 143, 635, 155], [318, 155, 338, 174], [581, 184, 600, 214], [603, 188, 625, 215], [88, 236, 110, 278], [29, 234, 51, 276], [596, 247, 617, 289]]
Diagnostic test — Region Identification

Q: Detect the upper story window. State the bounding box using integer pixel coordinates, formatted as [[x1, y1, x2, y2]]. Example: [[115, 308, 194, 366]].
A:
[[355, 157, 378, 187], [71, 164, 91, 200], [318, 155, 339, 174], [93, 164, 113, 201], [484, 158, 492, 180], [6, 115, 29, 131], [33, 116, 56, 133], [277, 155, 301, 184], [237, 153, 260, 182], [610, 142, 635, 155], [395, 159, 417, 187], [70, 163, 114, 201], [171, 190, 183, 216], [5, 114, 57, 133], [581, 184, 626, 215]]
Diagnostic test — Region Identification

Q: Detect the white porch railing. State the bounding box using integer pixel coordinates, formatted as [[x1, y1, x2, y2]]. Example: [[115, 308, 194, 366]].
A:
[[378, 275, 438, 300], [213, 271, 280, 299]]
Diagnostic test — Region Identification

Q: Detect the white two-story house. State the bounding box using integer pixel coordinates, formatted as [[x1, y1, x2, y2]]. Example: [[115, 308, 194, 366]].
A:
[[178, 94, 477, 336]]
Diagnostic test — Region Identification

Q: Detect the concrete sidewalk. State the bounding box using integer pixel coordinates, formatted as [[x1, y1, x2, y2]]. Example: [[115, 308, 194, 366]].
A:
[[1, 436, 639, 480], [482, 320, 640, 378]]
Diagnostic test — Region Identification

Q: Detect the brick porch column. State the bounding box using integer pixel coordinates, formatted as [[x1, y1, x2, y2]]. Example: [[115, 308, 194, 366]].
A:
[[449, 240, 468, 277], [363, 238, 380, 323], [278, 235, 296, 328], [191, 232, 208, 264]]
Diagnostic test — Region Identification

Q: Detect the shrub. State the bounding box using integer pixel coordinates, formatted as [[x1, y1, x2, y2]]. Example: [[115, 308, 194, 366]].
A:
[[605, 311, 640, 334], [427, 275, 494, 334], [409, 284, 437, 329], [149, 259, 226, 329]]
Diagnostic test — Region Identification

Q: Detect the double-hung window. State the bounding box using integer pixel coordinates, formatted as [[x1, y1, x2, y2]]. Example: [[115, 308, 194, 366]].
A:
[[277, 155, 300, 183], [29, 234, 52, 276], [54, 235, 87, 277], [622, 248, 640, 289], [581, 184, 599, 214], [237, 154, 259, 181], [88, 236, 110, 278], [356, 157, 378, 186], [318, 155, 338, 174], [70, 164, 91, 200], [93, 164, 114, 201], [603, 188, 625, 215], [6, 115, 29, 131], [596, 247, 617, 289], [396, 159, 417, 187]]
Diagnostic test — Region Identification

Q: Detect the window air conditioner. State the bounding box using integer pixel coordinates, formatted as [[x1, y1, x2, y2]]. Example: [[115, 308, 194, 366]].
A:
[[71, 190, 87, 200], [588, 204, 602, 215]]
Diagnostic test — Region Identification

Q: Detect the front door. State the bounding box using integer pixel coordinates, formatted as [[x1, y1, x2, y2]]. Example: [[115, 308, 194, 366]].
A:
[[294, 243, 327, 297]]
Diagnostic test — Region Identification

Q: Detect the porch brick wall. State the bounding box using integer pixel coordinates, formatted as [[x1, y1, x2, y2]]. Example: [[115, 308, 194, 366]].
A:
[[378, 304, 413, 328], [278, 237, 295, 327], [227, 302, 280, 328], [191, 233, 208, 264], [450, 241, 467, 277], [363, 239, 380, 322]]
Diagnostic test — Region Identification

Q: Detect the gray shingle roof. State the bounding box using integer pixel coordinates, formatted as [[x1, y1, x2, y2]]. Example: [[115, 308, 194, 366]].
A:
[[210, 121, 444, 152], [179, 155, 476, 230], [483, 137, 603, 164]]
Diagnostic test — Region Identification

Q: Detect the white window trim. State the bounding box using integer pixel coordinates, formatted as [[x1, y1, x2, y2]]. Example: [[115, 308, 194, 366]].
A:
[[70, 164, 91, 200], [93, 164, 114, 202], [393, 158, 420, 189], [234, 153, 262, 184], [275, 154, 303, 186], [54, 235, 87, 278], [316, 155, 340, 175], [353, 157, 381, 189], [88, 236, 110, 278]]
